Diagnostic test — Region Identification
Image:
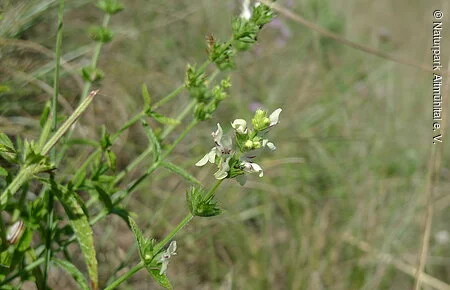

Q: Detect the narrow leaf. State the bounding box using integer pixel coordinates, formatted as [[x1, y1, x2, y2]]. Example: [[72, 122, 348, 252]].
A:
[[141, 120, 161, 162], [53, 184, 98, 290], [93, 185, 113, 210], [149, 112, 180, 126], [141, 83, 151, 109], [148, 268, 173, 290], [161, 162, 201, 186], [53, 259, 90, 290]]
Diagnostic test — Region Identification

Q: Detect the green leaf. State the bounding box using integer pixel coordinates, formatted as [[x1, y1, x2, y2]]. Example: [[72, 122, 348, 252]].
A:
[[110, 207, 130, 224], [96, 0, 124, 14], [105, 150, 116, 171], [148, 112, 180, 126], [88, 26, 114, 43], [141, 83, 152, 110], [53, 184, 98, 290], [39, 101, 51, 128], [0, 133, 16, 163], [0, 167, 7, 176], [128, 216, 153, 264], [186, 187, 222, 217], [53, 259, 90, 290], [93, 185, 113, 210], [81, 66, 104, 83], [0, 250, 12, 269], [147, 268, 173, 290], [161, 162, 201, 186], [141, 120, 161, 162]]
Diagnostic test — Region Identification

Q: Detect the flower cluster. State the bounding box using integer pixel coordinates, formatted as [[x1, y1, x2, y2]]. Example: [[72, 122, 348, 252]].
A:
[[196, 108, 281, 185]]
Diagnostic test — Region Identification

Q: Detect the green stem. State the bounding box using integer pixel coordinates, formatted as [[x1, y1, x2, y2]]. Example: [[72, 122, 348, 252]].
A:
[[152, 84, 184, 110], [104, 261, 144, 290], [204, 179, 223, 201], [44, 1, 64, 285], [0, 91, 96, 205], [112, 100, 196, 186], [80, 14, 110, 102], [0, 257, 46, 286], [42, 90, 97, 155], [154, 213, 193, 253], [0, 217, 7, 250], [105, 179, 224, 288]]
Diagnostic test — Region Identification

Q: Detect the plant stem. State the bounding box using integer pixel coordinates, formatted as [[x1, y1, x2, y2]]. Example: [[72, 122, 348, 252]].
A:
[[44, 1, 64, 285], [154, 213, 194, 253], [0, 91, 96, 205], [112, 100, 196, 186], [204, 179, 223, 201], [104, 261, 145, 290], [80, 14, 110, 102], [105, 179, 224, 288]]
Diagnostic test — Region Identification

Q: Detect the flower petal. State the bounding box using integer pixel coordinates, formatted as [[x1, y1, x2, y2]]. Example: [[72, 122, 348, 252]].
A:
[[195, 153, 210, 167], [266, 141, 276, 150], [159, 260, 169, 275], [269, 108, 282, 126], [214, 157, 231, 180], [232, 119, 248, 134], [241, 161, 264, 177], [212, 123, 223, 146], [207, 148, 218, 163], [251, 162, 264, 177], [168, 241, 177, 256]]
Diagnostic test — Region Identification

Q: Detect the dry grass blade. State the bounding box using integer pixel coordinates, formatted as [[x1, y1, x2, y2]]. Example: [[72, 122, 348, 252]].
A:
[[260, 0, 434, 74], [414, 61, 450, 290], [343, 234, 450, 290]]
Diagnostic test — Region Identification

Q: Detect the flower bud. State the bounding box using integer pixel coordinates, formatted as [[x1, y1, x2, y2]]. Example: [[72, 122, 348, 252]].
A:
[[244, 140, 253, 149]]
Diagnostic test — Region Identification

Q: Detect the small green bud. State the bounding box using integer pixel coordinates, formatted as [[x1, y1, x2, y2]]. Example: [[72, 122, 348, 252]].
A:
[[96, 0, 124, 14], [251, 4, 274, 27], [252, 141, 261, 149], [244, 140, 253, 149], [89, 26, 113, 43], [186, 187, 221, 217], [255, 109, 266, 119], [252, 110, 269, 131], [208, 40, 235, 71], [81, 66, 104, 83]]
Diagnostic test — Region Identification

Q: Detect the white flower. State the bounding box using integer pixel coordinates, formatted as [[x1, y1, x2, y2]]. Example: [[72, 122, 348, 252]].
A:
[[214, 156, 231, 180], [231, 119, 248, 134], [268, 108, 282, 127], [262, 139, 276, 150], [241, 160, 264, 177], [196, 123, 233, 167], [240, 0, 252, 20], [157, 241, 177, 275]]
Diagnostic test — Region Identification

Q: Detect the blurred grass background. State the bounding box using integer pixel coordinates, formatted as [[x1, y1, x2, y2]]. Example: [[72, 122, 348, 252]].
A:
[[1, 0, 449, 289]]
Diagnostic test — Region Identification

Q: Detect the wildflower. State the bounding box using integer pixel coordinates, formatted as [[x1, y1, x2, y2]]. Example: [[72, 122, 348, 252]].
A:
[[262, 139, 276, 150], [231, 119, 248, 134], [196, 108, 281, 184], [157, 241, 177, 275], [268, 108, 282, 127], [241, 160, 263, 177], [196, 123, 232, 167]]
